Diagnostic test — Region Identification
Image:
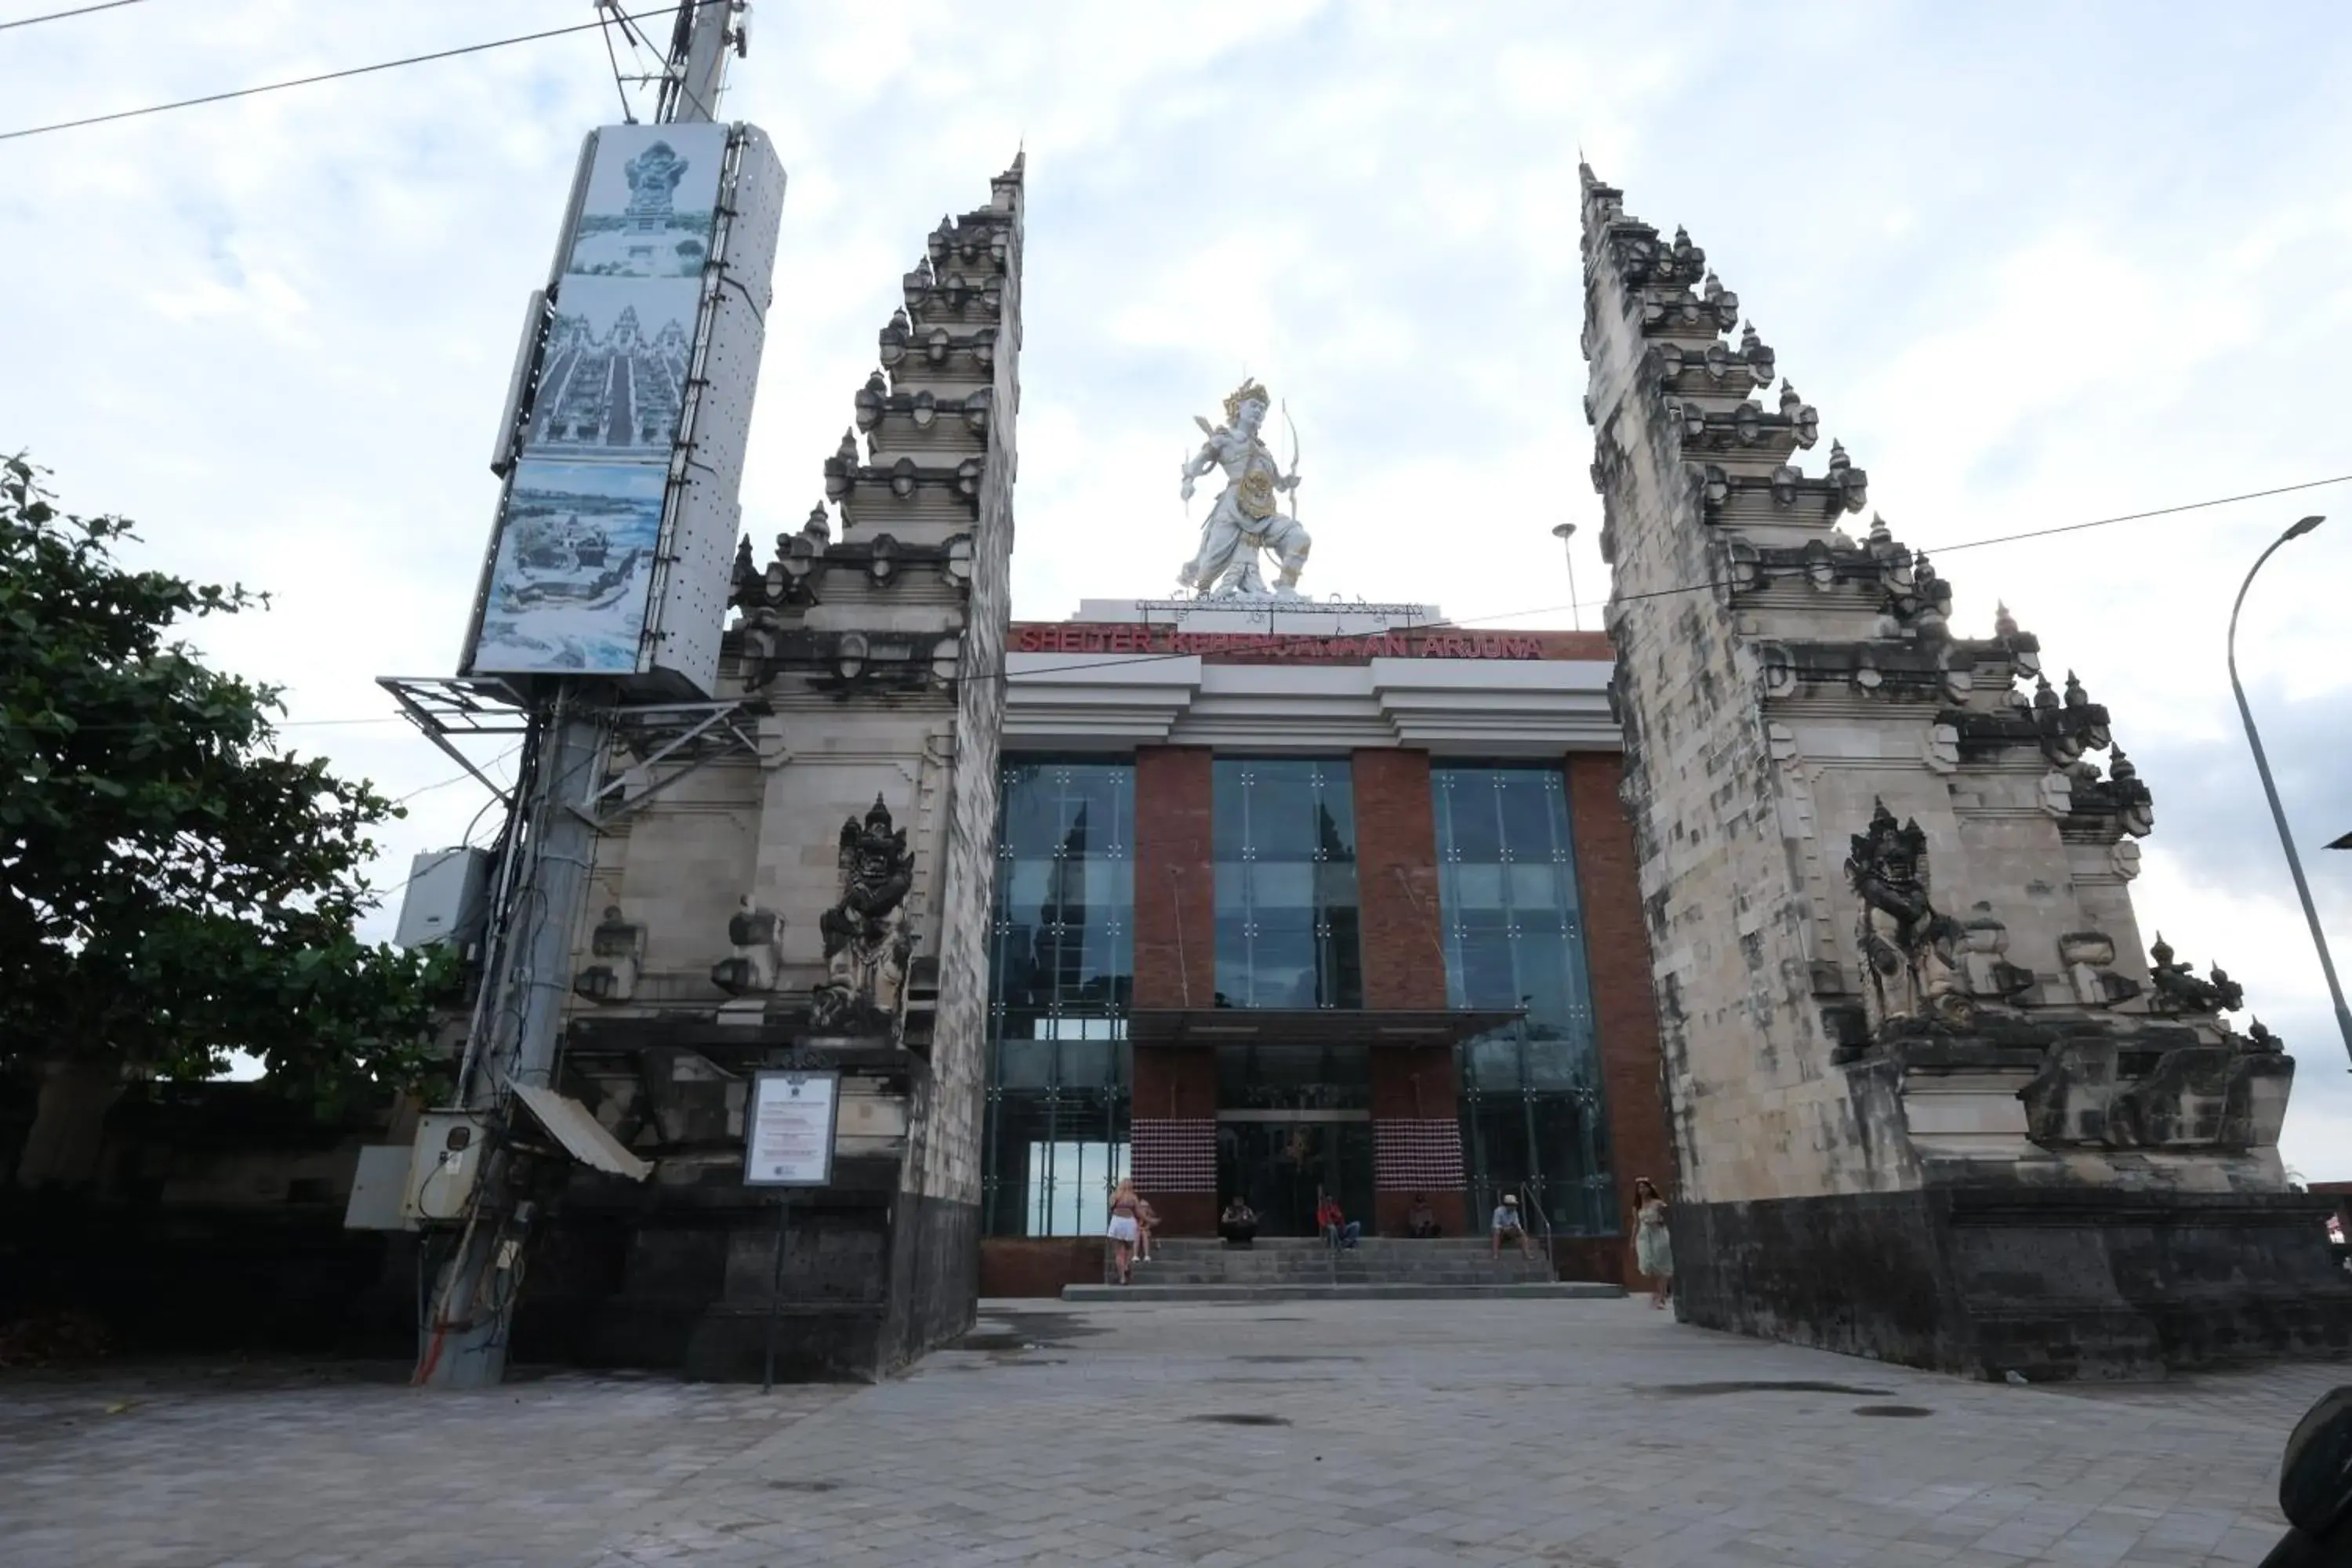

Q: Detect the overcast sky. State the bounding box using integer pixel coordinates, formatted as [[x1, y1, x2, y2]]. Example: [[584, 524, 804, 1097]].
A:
[[5, 1, 2347, 1178]]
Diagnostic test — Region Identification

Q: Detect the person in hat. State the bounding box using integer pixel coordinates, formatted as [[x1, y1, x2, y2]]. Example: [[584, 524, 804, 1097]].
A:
[[1490, 1192, 1536, 1260]]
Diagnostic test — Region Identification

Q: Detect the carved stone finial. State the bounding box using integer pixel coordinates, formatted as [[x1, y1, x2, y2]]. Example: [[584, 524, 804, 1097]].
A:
[[2109, 746, 2137, 782], [1865, 513, 1893, 557], [2033, 673, 2059, 710], [1703, 270, 1724, 303], [2063, 670, 2089, 709], [1994, 601, 2019, 637], [836, 428, 858, 465], [2248, 1018, 2283, 1052], [2147, 935, 2241, 1016]]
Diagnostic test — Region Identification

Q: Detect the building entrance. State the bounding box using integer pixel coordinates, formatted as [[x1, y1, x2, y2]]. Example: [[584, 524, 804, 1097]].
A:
[[1215, 1115, 1374, 1236], [1214, 1043, 1375, 1236]]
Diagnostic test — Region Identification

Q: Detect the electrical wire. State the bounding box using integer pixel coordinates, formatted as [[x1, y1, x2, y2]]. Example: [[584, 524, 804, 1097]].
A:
[[0, 2, 726, 143], [0, 0, 151, 31], [922, 466, 2352, 688]]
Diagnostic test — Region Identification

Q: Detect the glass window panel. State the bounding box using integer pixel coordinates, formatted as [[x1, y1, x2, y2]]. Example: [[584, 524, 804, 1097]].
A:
[[1432, 764, 1619, 1239], [1249, 861, 1316, 910], [1497, 775, 1560, 861], [1508, 862, 1565, 913], [1444, 782, 1504, 863], [1448, 862, 1506, 910], [985, 760, 1134, 1236], [1211, 757, 1360, 1010], [997, 1036, 1054, 1089]]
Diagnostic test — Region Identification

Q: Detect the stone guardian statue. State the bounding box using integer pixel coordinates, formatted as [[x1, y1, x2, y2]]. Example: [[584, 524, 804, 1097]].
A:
[[1178, 379, 1309, 598]]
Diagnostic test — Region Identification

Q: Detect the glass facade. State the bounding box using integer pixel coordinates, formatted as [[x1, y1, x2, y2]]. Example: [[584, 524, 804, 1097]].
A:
[[1432, 766, 1617, 1235], [1212, 759, 1363, 1009], [981, 761, 1134, 1236]]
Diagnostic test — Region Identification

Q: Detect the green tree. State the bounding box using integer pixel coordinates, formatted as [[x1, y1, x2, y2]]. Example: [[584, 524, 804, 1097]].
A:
[[0, 454, 455, 1117]]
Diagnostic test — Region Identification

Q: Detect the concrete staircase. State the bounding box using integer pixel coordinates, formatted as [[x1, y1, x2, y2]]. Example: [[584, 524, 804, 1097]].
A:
[[1062, 1237, 1623, 1303]]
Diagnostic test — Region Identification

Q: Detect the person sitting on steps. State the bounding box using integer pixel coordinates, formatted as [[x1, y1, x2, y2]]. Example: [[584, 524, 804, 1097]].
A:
[[1316, 1191, 1361, 1250], [1219, 1196, 1258, 1249], [1407, 1193, 1441, 1239], [1490, 1192, 1537, 1261]]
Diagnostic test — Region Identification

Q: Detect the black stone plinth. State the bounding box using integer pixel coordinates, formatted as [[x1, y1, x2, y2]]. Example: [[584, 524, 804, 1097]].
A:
[[1670, 1187, 2352, 1381]]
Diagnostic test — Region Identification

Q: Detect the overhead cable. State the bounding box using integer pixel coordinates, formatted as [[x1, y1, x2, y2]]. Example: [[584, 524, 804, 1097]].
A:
[[0, 2, 724, 143]]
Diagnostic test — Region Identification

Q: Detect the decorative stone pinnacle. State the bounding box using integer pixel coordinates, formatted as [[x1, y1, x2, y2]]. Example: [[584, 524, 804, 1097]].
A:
[[1703, 270, 1724, 302], [2063, 671, 2089, 709], [1740, 321, 1762, 352], [1829, 440, 1851, 474], [1994, 601, 2019, 637], [1780, 381, 1801, 415], [2110, 746, 2137, 781], [836, 429, 858, 463], [2034, 673, 2059, 710]]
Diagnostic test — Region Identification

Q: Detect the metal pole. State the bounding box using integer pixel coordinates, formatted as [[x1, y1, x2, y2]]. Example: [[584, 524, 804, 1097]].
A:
[[1552, 521, 1582, 631], [763, 1194, 790, 1392], [420, 699, 606, 1388], [2227, 515, 2352, 1069]]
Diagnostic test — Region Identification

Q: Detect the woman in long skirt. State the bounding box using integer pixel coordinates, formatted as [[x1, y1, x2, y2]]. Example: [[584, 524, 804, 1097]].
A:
[[1632, 1177, 1673, 1309]]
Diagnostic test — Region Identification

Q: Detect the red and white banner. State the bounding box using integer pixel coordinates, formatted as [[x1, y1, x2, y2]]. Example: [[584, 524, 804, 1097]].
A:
[[1131, 1118, 1218, 1193], [1375, 1118, 1465, 1192]]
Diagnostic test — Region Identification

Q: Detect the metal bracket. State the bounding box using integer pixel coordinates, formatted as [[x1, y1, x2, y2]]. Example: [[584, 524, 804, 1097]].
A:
[[377, 677, 534, 806], [579, 696, 773, 829]]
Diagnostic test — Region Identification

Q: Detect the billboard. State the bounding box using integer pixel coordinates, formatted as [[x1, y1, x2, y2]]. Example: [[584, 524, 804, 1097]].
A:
[[470, 461, 667, 674], [463, 118, 779, 694]]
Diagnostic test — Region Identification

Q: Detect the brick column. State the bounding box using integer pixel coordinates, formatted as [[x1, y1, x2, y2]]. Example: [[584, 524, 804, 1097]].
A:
[[1564, 751, 1673, 1278], [1352, 750, 1467, 1237], [1131, 747, 1217, 1233]]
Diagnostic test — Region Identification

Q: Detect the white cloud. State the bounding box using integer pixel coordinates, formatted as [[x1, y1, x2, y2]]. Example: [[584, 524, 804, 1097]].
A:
[[5, 0, 2349, 1170]]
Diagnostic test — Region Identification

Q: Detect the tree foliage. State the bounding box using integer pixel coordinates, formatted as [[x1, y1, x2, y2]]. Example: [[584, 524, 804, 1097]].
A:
[[0, 455, 454, 1107]]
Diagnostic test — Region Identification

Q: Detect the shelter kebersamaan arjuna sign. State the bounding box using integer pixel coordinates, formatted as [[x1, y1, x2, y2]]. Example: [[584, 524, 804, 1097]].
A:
[[1009, 622, 1597, 662]]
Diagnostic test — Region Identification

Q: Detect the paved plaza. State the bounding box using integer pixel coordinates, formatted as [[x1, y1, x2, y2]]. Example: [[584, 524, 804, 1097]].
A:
[[2, 1298, 2341, 1567]]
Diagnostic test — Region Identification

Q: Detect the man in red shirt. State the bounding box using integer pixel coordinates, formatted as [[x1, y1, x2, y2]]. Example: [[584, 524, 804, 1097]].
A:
[[1316, 1192, 1361, 1250]]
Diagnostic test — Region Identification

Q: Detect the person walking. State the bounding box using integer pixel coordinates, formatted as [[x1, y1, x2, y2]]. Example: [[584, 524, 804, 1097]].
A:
[[1632, 1177, 1674, 1308], [1106, 1178, 1143, 1286]]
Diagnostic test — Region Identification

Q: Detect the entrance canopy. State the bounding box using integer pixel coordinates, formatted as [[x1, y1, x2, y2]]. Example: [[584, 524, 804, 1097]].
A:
[[1126, 1007, 1523, 1047]]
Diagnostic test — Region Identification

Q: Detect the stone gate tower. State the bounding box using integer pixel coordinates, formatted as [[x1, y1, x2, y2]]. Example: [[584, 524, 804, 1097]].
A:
[[1579, 165, 2349, 1378]]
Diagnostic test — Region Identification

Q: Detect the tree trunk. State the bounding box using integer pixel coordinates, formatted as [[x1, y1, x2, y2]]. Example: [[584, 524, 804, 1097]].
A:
[[13, 1058, 124, 1190]]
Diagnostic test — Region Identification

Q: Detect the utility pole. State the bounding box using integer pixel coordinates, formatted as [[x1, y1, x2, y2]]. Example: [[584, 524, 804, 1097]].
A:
[[417, 3, 739, 1391]]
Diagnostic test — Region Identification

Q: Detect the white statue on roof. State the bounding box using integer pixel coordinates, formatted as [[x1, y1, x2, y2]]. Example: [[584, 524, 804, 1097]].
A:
[[1178, 379, 1310, 599]]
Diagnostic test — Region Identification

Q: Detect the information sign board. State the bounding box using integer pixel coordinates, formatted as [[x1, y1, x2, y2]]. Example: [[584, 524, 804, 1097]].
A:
[[743, 1069, 840, 1188]]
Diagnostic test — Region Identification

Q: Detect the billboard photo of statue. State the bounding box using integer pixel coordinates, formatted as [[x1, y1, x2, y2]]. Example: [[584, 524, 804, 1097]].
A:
[[525, 275, 701, 459], [564, 122, 726, 279], [469, 459, 669, 675]]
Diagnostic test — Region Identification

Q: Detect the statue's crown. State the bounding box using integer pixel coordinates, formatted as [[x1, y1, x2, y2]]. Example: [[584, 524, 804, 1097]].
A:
[[1222, 379, 1272, 423], [1849, 799, 1928, 869]]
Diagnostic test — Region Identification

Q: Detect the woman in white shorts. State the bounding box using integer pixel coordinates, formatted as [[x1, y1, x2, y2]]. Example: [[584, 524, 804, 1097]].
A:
[[1106, 1178, 1143, 1286]]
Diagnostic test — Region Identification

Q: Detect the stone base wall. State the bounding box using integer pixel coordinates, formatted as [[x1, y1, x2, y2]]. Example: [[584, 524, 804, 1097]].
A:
[[978, 1236, 1107, 1297], [1670, 1188, 2352, 1381]]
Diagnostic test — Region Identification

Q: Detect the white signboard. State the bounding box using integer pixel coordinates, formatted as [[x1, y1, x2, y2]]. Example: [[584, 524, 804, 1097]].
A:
[[744, 1070, 840, 1188]]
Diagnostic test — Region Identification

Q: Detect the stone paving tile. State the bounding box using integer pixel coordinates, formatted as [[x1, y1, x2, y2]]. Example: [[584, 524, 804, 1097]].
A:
[[2, 1300, 2336, 1565]]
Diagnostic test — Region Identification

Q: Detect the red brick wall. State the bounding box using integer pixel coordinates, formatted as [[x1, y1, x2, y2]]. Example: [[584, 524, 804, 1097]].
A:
[[978, 1236, 1107, 1298], [1353, 750, 1468, 1236], [1131, 748, 1218, 1233], [1565, 751, 1673, 1286], [1133, 746, 1214, 1009]]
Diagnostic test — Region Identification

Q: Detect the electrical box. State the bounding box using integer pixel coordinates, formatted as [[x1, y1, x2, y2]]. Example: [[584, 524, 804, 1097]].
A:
[[343, 1145, 416, 1232], [394, 848, 492, 950], [405, 1112, 488, 1223]]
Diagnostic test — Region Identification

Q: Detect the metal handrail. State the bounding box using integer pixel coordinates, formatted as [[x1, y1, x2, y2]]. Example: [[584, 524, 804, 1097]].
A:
[[1519, 1181, 1555, 1267]]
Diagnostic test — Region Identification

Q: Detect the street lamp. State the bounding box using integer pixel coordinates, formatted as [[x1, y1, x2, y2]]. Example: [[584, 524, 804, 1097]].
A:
[[1551, 521, 1583, 632], [2227, 514, 2352, 1069]]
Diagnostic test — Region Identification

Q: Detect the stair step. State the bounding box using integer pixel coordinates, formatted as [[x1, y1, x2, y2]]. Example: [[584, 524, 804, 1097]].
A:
[[1065, 1282, 1624, 1304]]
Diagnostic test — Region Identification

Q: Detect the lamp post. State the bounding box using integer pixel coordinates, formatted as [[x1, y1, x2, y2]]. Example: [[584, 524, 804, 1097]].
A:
[[1552, 521, 1583, 632], [2227, 514, 2352, 1069]]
